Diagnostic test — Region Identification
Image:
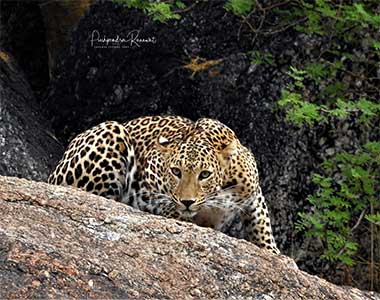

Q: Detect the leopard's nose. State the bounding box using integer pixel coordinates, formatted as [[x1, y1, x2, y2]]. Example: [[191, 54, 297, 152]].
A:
[[181, 199, 195, 209]]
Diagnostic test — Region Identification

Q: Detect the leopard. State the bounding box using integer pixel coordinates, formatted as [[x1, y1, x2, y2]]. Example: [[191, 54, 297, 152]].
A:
[[48, 115, 280, 254]]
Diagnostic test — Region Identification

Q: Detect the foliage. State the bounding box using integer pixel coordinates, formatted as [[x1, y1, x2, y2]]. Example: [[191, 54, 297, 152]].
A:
[[222, 0, 380, 287], [296, 142, 380, 266], [277, 1, 380, 127], [225, 0, 256, 16], [366, 213, 380, 225], [278, 64, 380, 126], [276, 1, 380, 281], [248, 50, 274, 66], [113, 0, 185, 22]]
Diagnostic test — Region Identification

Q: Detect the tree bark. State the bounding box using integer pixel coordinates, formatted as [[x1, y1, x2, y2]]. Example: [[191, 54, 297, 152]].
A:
[[0, 176, 377, 300]]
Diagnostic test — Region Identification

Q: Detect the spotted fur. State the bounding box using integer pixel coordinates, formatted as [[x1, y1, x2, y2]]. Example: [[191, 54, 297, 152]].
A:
[[48, 116, 280, 254]]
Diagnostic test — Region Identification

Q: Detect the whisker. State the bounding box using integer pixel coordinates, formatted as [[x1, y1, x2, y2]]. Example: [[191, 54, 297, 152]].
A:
[[207, 184, 240, 197], [204, 192, 260, 215], [205, 197, 246, 212], [122, 190, 172, 203]]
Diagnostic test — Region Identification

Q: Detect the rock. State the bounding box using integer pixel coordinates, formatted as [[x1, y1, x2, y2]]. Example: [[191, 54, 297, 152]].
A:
[[0, 50, 63, 181], [0, 176, 378, 300], [0, 1, 49, 95], [39, 0, 94, 77]]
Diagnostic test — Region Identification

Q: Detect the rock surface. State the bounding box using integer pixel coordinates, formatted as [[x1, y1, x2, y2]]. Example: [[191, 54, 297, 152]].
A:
[[40, 0, 93, 77], [0, 1, 49, 95], [0, 176, 378, 300], [0, 50, 63, 181]]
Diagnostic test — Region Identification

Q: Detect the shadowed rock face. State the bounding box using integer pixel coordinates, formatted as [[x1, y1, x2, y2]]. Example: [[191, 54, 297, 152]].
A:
[[0, 50, 63, 181], [0, 176, 378, 300], [40, 0, 94, 77], [0, 1, 49, 95]]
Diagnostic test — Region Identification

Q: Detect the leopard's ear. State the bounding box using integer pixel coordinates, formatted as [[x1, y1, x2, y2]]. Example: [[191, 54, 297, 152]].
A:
[[158, 136, 170, 146], [156, 136, 172, 151], [218, 139, 238, 166]]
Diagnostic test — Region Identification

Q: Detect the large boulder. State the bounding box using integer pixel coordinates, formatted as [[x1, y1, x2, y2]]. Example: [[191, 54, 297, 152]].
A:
[[0, 50, 63, 181], [0, 176, 377, 300]]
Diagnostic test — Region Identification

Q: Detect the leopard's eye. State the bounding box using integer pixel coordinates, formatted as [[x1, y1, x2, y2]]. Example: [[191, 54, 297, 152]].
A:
[[171, 167, 182, 178], [199, 170, 211, 180]]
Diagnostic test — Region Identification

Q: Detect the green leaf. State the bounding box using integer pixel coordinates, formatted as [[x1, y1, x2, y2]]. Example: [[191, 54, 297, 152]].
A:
[[305, 62, 329, 81], [372, 41, 380, 51], [362, 179, 375, 195], [287, 66, 307, 81], [225, 0, 255, 16], [337, 254, 355, 266], [366, 213, 380, 225], [323, 83, 347, 97], [175, 1, 186, 9], [113, 0, 182, 22], [364, 141, 380, 154], [148, 2, 181, 22]]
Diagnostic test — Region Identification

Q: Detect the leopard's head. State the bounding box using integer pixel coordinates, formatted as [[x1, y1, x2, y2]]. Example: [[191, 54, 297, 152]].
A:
[[156, 135, 237, 218]]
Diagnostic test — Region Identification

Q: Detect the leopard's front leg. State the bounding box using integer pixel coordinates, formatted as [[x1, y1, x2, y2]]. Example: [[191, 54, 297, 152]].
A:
[[240, 187, 280, 255]]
